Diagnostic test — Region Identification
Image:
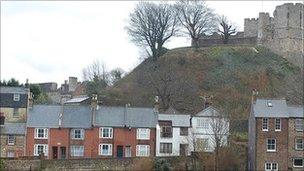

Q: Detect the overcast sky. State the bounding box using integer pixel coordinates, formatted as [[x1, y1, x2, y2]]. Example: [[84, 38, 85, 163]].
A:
[[1, 1, 301, 85]]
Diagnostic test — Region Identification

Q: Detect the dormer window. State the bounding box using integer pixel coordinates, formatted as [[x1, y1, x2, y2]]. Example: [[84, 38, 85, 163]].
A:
[[267, 101, 273, 107]]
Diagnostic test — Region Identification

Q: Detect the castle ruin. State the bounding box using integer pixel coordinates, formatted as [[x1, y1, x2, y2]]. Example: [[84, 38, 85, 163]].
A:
[[197, 3, 304, 67]]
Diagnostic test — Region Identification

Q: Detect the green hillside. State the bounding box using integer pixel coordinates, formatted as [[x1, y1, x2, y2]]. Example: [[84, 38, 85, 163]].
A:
[[104, 46, 303, 119]]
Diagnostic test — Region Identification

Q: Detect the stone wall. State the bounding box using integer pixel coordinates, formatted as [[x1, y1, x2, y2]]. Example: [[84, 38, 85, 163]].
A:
[[197, 36, 257, 47], [0, 157, 193, 171], [0, 135, 25, 158]]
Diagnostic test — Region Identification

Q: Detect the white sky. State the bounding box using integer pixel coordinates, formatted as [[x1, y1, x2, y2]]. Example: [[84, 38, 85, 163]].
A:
[[1, 1, 302, 85]]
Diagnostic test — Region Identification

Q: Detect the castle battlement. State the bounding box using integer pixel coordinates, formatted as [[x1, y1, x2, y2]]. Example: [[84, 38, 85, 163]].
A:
[[197, 3, 304, 67]]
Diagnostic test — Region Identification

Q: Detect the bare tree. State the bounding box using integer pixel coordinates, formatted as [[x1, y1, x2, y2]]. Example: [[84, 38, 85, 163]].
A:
[[209, 109, 229, 171], [82, 60, 109, 95], [126, 2, 179, 60], [218, 15, 237, 44], [175, 0, 217, 48]]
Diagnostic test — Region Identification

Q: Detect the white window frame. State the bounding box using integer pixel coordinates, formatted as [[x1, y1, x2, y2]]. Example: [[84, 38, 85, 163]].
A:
[[13, 94, 20, 101], [262, 118, 268, 131], [99, 127, 113, 139], [293, 158, 303, 168], [34, 144, 48, 156], [295, 119, 304, 131], [34, 128, 48, 139], [295, 138, 303, 150], [7, 135, 15, 145], [275, 118, 281, 131], [197, 118, 209, 129], [99, 144, 112, 156], [136, 128, 150, 140], [7, 151, 15, 158], [70, 145, 84, 157], [136, 145, 150, 157], [266, 138, 276, 152], [265, 162, 278, 171], [71, 129, 84, 140]]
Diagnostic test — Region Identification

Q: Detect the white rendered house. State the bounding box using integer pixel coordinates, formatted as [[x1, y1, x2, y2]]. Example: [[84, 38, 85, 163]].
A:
[[192, 106, 229, 152], [156, 113, 193, 156]]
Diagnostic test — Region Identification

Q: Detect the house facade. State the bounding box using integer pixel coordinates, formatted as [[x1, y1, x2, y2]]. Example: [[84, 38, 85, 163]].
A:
[[156, 113, 192, 156], [26, 100, 157, 159], [191, 106, 229, 152], [248, 98, 304, 171], [0, 86, 30, 157]]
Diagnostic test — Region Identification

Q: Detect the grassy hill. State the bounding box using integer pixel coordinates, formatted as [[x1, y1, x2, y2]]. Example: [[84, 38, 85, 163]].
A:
[[103, 45, 303, 119]]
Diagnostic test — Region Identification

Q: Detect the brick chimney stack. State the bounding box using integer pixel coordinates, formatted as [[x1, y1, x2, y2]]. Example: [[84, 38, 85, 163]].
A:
[[91, 94, 98, 126], [203, 95, 213, 109], [252, 89, 259, 104]]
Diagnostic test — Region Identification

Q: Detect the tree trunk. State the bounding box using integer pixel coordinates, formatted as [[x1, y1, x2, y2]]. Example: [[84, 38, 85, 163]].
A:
[[192, 38, 200, 48]]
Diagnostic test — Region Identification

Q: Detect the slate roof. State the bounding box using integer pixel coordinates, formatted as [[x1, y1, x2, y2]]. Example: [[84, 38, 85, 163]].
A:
[[27, 105, 61, 128], [28, 105, 157, 128], [0, 122, 26, 135], [95, 107, 157, 128], [288, 106, 304, 118], [0, 86, 29, 94], [195, 106, 222, 117], [158, 114, 191, 127], [253, 99, 303, 118]]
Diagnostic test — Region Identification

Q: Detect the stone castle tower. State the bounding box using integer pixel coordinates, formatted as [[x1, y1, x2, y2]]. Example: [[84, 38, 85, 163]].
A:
[[244, 3, 303, 67]]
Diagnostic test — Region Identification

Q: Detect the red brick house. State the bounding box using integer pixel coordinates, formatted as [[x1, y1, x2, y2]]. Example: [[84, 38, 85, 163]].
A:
[[248, 98, 303, 171], [26, 99, 157, 159]]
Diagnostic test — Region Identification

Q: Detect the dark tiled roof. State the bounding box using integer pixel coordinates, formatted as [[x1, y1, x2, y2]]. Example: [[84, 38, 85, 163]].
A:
[[253, 99, 303, 118], [27, 105, 61, 128], [62, 105, 92, 128], [95, 106, 157, 128], [0, 123, 26, 135]]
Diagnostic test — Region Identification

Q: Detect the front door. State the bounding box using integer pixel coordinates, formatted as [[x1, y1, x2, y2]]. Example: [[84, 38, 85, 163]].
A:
[[117, 146, 123, 158], [60, 147, 66, 159], [52, 146, 58, 159]]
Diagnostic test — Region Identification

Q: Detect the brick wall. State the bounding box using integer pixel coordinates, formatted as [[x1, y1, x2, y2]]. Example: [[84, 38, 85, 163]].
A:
[[255, 118, 289, 171], [288, 118, 304, 171]]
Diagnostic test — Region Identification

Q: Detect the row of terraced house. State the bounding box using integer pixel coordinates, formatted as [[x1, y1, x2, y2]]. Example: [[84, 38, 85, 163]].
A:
[[1, 86, 303, 171], [0, 86, 229, 159]]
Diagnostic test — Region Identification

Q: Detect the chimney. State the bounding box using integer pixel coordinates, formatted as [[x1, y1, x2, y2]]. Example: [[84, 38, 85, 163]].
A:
[[203, 95, 213, 109], [251, 89, 259, 104], [91, 94, 98, 126], [28, 92, 33, 109], [123, 103, 130, 127], [154, 96, 159, 113], [25, 78, 29, 88], [58, 113, 63, 128]]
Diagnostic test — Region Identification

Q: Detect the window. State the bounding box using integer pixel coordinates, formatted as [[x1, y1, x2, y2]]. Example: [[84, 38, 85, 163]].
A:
[[160, 126, 172, 138], [295, 119, 304, 131], [99, 144, 112, 156], [7, 135, 15, 145], [197, 119, 209, 129], [7, 151, 14, 158], [70, 145, 84, 157], [265, 162, 278, 171], [34, 144, 48, 156], [160, 143, 172, 153], [196, 138, 210, 151], [262, 118, 268, 131], [136, 145, 150, 157], [71, 129, 84, 140], [137, 128, 150, 140], [34, 128, 48, 139], [125, 146, 131, 157], [180, 127, 188, 136], [13, 108, 19, 117], [295, 138, 303, 150], [293, 158, 303, 167], [13, 94, 20, 101], [275, 118, 281, 131], [267, 139, 276, 152], [100, 127, 113, 138]]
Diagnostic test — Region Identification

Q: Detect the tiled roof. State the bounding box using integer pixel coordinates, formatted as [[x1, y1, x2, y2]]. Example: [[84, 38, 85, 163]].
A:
[[253, 99, 303, 118], [95, 106, 157, 128], [0, 86, 29, 94], [288, 106, 304, 118], [195, 106, 222, 117], [28, 105, 157, 128], [0, 122, 26, 135], [158, 114, 191, 127]]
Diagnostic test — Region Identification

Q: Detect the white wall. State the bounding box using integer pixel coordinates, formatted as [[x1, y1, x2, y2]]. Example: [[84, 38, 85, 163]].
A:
[[192, 117, 229, 152], [156, 124, 192, 157]]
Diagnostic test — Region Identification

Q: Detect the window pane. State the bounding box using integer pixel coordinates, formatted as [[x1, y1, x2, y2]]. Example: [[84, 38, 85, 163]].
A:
[[294, 159, 303, 166]]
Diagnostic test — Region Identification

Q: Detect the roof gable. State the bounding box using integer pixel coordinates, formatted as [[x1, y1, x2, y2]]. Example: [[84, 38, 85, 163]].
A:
[[195, 106, 221, 117]]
